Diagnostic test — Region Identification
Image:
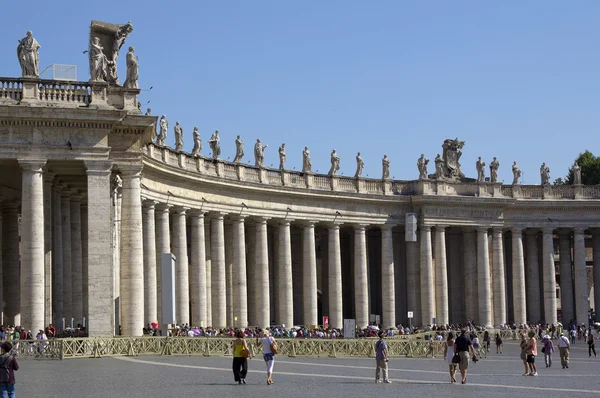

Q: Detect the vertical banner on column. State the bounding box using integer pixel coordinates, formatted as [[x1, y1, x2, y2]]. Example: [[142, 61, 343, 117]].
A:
[[161, 253, 176, 334]]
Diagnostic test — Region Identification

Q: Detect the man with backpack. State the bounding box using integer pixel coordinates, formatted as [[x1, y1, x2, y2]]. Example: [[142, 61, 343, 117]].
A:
[[0, 342, 19, 397]]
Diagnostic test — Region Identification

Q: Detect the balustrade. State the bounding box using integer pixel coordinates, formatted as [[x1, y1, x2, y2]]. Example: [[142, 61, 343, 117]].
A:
[[0, 78, 23, 101], [337, 177, 357, 192], [38, 81, 92, 105], [266, 170, 282, 185], [244, 168, 260, 182], [222, 164, 237, 179], [365, 180, 382, 193], [313, 176, 330, 189]]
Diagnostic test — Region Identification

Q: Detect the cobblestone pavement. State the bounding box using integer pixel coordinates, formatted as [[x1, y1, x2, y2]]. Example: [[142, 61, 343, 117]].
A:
[[17, 340, 600, 397]]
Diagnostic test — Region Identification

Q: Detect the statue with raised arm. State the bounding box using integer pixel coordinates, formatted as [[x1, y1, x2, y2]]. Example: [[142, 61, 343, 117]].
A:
[[191, 127, 202, 157], [17, 31, 41, 77], [174, 122, 183, 151], [123, 46, 139, 89], [328, 149, 340, 176], [355, 152, 364, 177], [435, 154, 444, 179], [89, 36, 109, 82], [476, 157, 486, 182], [233, 135, 244, 163], [540, 162, 550, 185], [573, 162, 582, 185], [489, 157, 500, 183], [110, 21, 133, 84], [417, 154, 429, 180], [512, 161, 521, 184], [382, 155, 390, 179], [254, 139, 268, 168], [156, 115, 168, 146], [302, 146, 312, 173], [209, 130, 221, 159], [278, 143, 286, 170]]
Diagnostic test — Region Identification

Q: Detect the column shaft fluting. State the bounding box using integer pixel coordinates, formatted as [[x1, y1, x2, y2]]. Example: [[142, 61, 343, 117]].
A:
[[52, 184, 63, 330], [172, 207, 189, 325], [419, 226, 434, 326], [573, 228, 587, 325], [477, 227, 492, 328], [278, 220, 293, 328], [70, 194, 83, 325], [511, 229, 527, 325], [119, 167, 144, 336], [492, 228, 506, 326], [558, 231, 574, 324], [43, 173, 53, 327], [542, 228, 557, 325], [255, 217, 270, 328], [327, 223, 342, 329], [61, 191, 72, 324], [232, 215, 247, 328], [463, 229, 477, 322], [525, 230, 541, 323], [190, 213, 207, 327], [19, 160, 46, 332], [302, 222, 317, 327], [434, 226, 448, 325], [142, 201, 158, 324], [381, 225, 396, 328], [155, 204, 171, 323], [211, 214, 226, 328]]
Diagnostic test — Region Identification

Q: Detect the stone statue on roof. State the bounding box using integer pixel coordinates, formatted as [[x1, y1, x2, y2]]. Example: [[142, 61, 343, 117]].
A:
[[278, 143, 286, 170], [174, 122, 183, 152], [355, 152, 364, 178], [191, 127, 201, 157], [156, 115, 167, 146], [328, 149, 340, 176], [88, 20, 133, 85], [17, 31, 41, 77], [303, 147, 312, 173], [209, 130, 221, 159], [233, 135, 244, 163], [382, 155, 390, 179]]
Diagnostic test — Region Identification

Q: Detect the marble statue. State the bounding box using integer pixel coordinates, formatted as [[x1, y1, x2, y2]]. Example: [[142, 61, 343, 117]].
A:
[[278, 143, 286, 170], [476, 156, 486, 182], [417, 154, 429, 180], [382, 155, 390, 179], [174, 122, 183, 151], [233, 135, 244, 163], [156, 115, 168, 146], [512, 161, 521, 184], [328, 149, 340, 176], [191, 127, 201, 157], [112, 174, 122, 195], [540, 162, 551, 185], [355, 152, 364, 178], [89, 37, 109, 82], [17, 31, 41, 77], [302, 146, 312, 173], [489, 157, 500, 183], [209, 130, 221, 159], [254, 139, 268, 168], [110, 22, 133, 84], [573, 162, 582, 185], [439, 138, 465, 180], [123, 46, 139, 89], [434, 154, 444, 179], [145, 108, 152, 116]]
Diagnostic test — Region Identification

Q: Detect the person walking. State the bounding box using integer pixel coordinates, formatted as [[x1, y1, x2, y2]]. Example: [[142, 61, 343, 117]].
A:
[[232, 330, 251, 384], [588, 333, 596, 358], [259, 330, 277, 385], [375, 331, 391, 384], [495, 333, 503, 354], [557, 332, 571, 369], [0, 342, 18, 398], [542, 335, 554, 368], [454, 329, 476, 384], [519, 333, 529, 375], [526, 330, 538, 376], [443, 331, 457, 383]]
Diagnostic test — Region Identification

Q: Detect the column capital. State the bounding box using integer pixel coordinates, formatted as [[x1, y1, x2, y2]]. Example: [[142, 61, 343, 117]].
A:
[[325, 221, 341, 229], [420, 225, 432, 232], [229, 214, 247, 222], [253, 215, 270, 224], [188, 209, 207, 218], [84, 160, 113, 175], [491, 227, 504, 234], [2, 201, 20, 212], [434, 225, 448, 232], [510, 227, 523, 236], [381, 224, 395, 231], [171, 205, 189, 215], [142, 199, 158, 209], [573, 227, 586, 235], [354, 223, 369, 232], [208, 211, 226, 221], [116, 164, 143, 177], [476, 226, 490, 233], [43, 171, 55, 183], [155, 202, 172, 212], [18, 159, 46, 172], [276, 218, 294, 227], [524, 228, 539, 236], [541, 227, 554, 235], [299, 220, 316, 228], [70, 193, 84, 202]]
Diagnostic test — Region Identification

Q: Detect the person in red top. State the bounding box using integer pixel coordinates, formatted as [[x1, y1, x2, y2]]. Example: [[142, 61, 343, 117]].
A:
[[526, 330, 538, 376]]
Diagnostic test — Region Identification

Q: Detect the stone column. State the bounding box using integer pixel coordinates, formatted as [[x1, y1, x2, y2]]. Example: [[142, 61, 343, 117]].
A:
[[434, 226, 448, 325], [225, 223, 233, 327], [255, 217, 271, 328], [542, 228, 557, 325], [2, 202, 19, 326], [419, 226, 434, 326], [477, 227, 492, 328], [277, 220, 293, 328], [112, 178, 122, 334], [142, 200, 158, 325], [511, 228, 527, 325], [19, 160, 46, 332], [463, 229, 477, 322], [52, 183, 63, 330], [211, 213, 226, 328], [119, 166, 144, 336], [204, 223, 212, 327], [85, 161, 114, 336], [43, 172, 54, 327], [593, 230, 600, 323], [328, 223, 342, 329], [231, 215, 248, 328], [381, 225, 396, 328], [354, 224, 369, 328], [190, 212, 207, 327], [573, 228, 588, 325], [525, 230, 541, 323], [302, 222, 317, 327], [405, 240, 420, 324], [61, 190, 72, 325], [172, 206, 189, 325], [155, 204, 171, 323], [491, 228, 506, 326], [70, 192, 83, 325], [558, 230, 574, 324], [81, 203, 88, 325]]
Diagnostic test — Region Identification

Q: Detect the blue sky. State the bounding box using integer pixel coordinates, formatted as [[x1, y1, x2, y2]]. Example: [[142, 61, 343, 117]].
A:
[[2, 1, 598, 183]]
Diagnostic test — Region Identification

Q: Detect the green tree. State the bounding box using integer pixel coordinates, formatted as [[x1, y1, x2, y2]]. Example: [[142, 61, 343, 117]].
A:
[[564, 150, 600, 185]]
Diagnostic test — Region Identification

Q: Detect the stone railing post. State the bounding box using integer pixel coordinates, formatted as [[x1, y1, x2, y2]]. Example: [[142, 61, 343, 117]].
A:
[[21, 79, 40, 100], [330, 175, 338, 191], [258, 168, 267, 183], [574, 184, 583, 199], [215, 161, 224, 177], [356, 177, 365, 193], [382, 179, 392, 195], [178, 153, 186, 169], [305, 173, 313, 189], [235, 163, 244, 180]]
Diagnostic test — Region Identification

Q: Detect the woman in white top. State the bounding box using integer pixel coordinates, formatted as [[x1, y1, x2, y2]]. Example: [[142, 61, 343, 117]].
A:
[[443, 332, 457, 383], [259, 329, 277, 385]]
